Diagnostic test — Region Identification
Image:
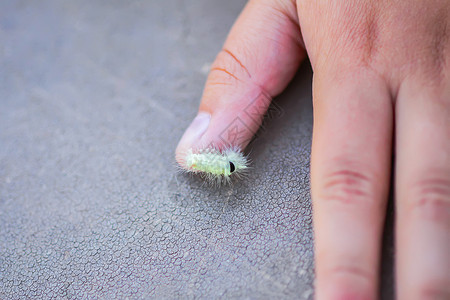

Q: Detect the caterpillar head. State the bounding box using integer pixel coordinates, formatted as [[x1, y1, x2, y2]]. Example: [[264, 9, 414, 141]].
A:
[[223, 149, 248, 175]]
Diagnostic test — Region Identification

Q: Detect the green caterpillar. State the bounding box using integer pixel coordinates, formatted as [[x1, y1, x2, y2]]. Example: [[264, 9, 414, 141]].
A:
[[182, 147, 248, 184]]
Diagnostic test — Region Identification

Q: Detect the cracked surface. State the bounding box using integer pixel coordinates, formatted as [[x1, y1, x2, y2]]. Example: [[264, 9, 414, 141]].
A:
[[0, 0, 393, 298]]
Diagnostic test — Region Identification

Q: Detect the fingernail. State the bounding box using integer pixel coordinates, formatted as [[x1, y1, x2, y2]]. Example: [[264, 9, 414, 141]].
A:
[[177, 112, 211, 151]]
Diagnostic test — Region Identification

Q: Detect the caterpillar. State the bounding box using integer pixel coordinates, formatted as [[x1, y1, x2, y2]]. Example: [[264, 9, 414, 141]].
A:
[[180, 146, 249, 185]]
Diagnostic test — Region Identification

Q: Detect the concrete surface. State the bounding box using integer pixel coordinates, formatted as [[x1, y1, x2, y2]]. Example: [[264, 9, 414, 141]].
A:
[[0, 0, 394, 298]]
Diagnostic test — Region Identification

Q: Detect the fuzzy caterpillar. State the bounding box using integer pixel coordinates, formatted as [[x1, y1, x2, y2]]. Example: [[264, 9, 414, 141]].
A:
[[181, 147, 249, 184]]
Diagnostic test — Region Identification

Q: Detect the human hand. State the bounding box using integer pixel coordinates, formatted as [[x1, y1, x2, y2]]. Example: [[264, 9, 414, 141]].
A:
[[175, 0, 450, 298]]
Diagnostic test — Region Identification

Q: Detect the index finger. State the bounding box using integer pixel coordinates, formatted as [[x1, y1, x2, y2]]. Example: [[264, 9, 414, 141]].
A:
[[175, 0, 305, 166]]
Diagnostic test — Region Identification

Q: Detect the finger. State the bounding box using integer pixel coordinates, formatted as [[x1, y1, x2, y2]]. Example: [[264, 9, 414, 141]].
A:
[[395, 79, 450, 299], [175, 0, 305, 166], [311, 68, 393, 299]]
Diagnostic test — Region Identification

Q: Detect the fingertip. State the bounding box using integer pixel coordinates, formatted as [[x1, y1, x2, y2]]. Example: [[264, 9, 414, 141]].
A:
[[175, 112, 211, 167], [175, 86, 272, 168]]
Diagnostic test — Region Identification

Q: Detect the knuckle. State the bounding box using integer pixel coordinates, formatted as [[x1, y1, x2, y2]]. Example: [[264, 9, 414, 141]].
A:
[[323, 264, 375, 299], [399, 10, 449, 86], [414, 284, 450, 300], [330, 264, 374, 283], [406, 176, 450, 223], [211, 48, 252, 82], [428, 10, 450, 82], [315, 4, 382, 69], [319, 166, 379, 207], [348, 16, 380, 66]]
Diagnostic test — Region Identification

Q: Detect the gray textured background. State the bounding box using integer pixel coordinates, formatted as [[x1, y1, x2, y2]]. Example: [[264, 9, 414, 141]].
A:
[[0, 0, 394, 298]]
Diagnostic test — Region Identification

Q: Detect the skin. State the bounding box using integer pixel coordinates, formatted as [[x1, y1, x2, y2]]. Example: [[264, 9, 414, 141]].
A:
[[176, 0, 450, 299]]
